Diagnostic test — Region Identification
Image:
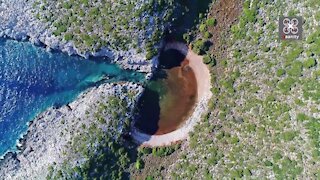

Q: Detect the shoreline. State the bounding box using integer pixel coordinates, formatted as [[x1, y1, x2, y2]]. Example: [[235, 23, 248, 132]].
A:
[[131, 42, 212, 146], [0, 81, 145, 160], [0, 0, 158, 75], [0, 82, 144, 179], [0, 37, 149, 159]]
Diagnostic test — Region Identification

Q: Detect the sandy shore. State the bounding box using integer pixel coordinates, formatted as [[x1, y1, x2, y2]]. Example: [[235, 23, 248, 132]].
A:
[[131, 42, 212, 146]]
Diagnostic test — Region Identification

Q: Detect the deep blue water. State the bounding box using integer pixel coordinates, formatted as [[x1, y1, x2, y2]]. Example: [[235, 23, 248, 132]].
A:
[[0, 38, 145, 156]]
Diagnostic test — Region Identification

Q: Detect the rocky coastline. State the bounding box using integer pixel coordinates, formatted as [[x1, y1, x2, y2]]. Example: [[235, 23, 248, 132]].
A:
[[0, 1, 151, 174], [0, 82, 144, 179], [0, 0, 158, 74]]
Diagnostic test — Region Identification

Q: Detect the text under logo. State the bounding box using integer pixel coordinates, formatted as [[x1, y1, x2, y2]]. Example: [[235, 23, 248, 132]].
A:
[[279, 16, 303, 40]]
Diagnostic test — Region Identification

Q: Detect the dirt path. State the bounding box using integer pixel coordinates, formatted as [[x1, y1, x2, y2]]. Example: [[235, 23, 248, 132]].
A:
[[131, 42, 212, 146]]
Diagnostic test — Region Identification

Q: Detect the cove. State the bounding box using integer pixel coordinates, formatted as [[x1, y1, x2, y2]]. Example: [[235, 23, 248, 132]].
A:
[[135, 49, 197, 135], [0, 38, 145, 156]]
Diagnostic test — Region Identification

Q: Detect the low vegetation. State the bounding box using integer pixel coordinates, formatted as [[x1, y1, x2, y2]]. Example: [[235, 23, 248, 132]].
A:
[[35, 0, 320, 179], [46, 94, 137, 179], [153, 0, 320, 179], [33, 0, 191, 59]]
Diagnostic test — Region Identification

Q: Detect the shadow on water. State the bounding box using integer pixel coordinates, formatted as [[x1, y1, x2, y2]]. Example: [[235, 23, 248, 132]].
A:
[[158, 49, 187, 69], [134, 49, 188, 135], [134, 88, 161, 134]]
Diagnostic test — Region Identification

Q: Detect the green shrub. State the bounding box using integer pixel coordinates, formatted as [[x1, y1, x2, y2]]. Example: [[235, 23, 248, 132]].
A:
[[305, 117, 320, 157], [135, 159, 144, 170], [64, 33, 73, 41], [183, 33, 191, 43], [286, 47, 303, 62], [221, 59, 228, 67], [243, 168, 252, 177], [63, 2, 72, 9], [206, 18, 216, 27], [199, 24, 207, 32], [303, 58, 317, 68], [288, 9, 299, 16], [203, 55, 212, 64], [243, 9, 257, 23], [152, 146, 177, 157], [262, 46, 271, 52], [278, 77, 295, 93], [276, 69, 286, 77], [297, 113, 307, 121], [287, 61, 303, 77], [53, 25, 68, 36], [192, 39, 210, 55], [89, 7, 99, 17], [229, 136, 240, 144], [230, 169, 244, 178], [139, 147, 152, 154], [264, 160, 273, 166], [231, 24, 246, 39], [273, 152, 283, 161], [204, 32, 213, 39], [221, 79, 235, 93], [282, 131, 297, 141], [146, 49, 157, 60], [145, 175, 154, 180]]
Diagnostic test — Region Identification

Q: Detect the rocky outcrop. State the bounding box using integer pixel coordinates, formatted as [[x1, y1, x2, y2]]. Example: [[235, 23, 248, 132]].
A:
[[0, 83, 143, 180], [0, 0, 157, 73]]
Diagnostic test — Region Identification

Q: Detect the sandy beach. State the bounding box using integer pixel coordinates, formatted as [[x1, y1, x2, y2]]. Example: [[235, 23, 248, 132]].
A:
[[132, 42, 212, 146]]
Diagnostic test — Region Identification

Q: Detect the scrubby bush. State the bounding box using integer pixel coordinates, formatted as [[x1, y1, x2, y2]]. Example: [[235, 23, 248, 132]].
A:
[[139, 147, 152, 155], [135, 158, 144, 170], [64, 33, 73, 41], [152, 145, 179, 157], [199, 24, 207, 32], [296, 113, 307, 121], [282, 131, 297, 141], [303, 58, 317, 68], [276, 69, 286, 77], [192, 39, 210, 55], [264, 160, 273, 166], [243, 9, 257, 23], [278, 77, 295, 93], [183, 33, 191, 44], [231, 24, 246, 39], [63, 2, 72, 9], [262, 46, 271, 52], [286, 47, 303, 62], [206, 17, 216, 27], [287, 61, 303, 77], [273, 152, 283, 161], [203, 55, 212, 64], [204, 32, 213, 39], [53, 25, 68, 36], [146, 49, 157, 60]]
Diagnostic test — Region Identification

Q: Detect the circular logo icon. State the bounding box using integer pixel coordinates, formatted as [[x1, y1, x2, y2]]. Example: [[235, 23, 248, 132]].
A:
[[283, 18, 299, 35]]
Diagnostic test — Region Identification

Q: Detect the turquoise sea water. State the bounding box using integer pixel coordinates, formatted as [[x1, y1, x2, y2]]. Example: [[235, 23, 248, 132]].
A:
[[0, 38, 145, 156]]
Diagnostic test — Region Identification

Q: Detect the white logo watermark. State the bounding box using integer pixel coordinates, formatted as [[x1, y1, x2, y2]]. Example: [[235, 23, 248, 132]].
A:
[[279, 17, 302, 40]]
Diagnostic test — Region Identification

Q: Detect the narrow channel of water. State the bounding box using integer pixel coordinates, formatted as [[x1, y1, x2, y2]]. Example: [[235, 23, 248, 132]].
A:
[[0, 38, 145, 156]]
